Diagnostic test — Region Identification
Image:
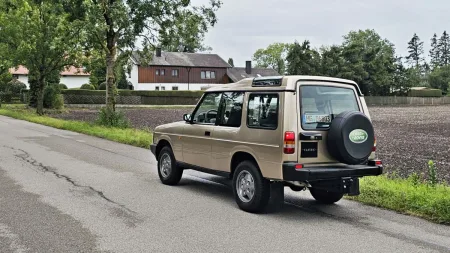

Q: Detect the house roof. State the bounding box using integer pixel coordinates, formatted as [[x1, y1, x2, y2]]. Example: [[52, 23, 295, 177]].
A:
[[132, 51, 231, 68], [227, 67, 280, 82], [9, 65, 89, 76]]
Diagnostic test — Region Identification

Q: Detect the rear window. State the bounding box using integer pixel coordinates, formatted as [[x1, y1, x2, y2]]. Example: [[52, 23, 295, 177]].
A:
[[300, 85, 359, 130]]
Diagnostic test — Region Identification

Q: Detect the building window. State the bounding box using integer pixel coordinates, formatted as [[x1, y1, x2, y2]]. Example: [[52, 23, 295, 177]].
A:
[[155, 86, 160, 90], [12, 74, 19, 79], [160, 69, 165, 76], [201, 71, 216, 79], [172, 86, 179, 90], [156, 69, 159, 76], [161, 86, 166, 91], [172, 69, 179, 77]]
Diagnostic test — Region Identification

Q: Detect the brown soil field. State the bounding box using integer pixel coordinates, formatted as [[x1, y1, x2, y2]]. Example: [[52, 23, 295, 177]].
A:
[[50, 105, 450, 183]]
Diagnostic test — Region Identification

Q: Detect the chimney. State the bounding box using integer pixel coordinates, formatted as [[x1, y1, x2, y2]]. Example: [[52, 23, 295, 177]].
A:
[[245, 61, 251, 74], [156, 47, 162, 57]]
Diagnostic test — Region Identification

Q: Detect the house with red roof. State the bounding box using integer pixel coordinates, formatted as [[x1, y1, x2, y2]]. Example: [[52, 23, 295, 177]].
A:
[[9, 65, 90, 89]]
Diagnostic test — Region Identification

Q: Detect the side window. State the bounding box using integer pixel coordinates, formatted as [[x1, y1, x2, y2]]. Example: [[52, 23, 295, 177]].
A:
[[247, 93, 279, 129], [191, 93, 222, 124], [219, 92, 244, 127]]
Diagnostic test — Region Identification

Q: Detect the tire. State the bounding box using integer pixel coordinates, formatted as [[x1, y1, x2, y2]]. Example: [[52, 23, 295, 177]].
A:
[[232, 161, 270, 213], [309, 188, 344, 204], [157, 146, 183, 185], [327, 111, 375, 165]]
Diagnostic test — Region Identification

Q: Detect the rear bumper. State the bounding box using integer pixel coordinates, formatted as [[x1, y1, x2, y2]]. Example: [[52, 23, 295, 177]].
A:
[[150, 144, 157, 157], [282, 162, 383, 182]]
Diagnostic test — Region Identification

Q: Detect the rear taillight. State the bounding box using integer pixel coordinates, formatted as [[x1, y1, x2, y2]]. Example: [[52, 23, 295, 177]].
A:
[[372, 138, 377, 152], [284, 131, 295, 154]]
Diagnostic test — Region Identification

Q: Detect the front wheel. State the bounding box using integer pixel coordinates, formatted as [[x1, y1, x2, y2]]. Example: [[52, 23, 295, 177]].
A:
[[157, 146, 183, 185], [232, 161, 270, 213], [309, 188, 343, 204]]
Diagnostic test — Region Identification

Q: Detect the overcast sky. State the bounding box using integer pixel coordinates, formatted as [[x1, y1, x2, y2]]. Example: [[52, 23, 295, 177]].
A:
[[191, 0, 450, 67]]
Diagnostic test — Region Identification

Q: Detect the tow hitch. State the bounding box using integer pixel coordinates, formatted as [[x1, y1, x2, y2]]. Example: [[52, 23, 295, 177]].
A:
[[311, 177, 360, 196]]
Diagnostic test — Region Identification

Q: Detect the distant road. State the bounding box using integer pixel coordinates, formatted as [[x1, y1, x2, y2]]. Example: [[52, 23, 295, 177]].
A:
[[0, 115, 449, 253]]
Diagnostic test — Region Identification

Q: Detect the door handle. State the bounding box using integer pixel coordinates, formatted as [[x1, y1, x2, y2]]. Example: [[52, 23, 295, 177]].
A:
[[205, 131, 211, 136]]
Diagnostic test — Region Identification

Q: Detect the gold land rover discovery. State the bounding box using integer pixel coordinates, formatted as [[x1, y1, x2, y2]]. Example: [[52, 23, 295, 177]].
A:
[[150, 76, 383, 213]]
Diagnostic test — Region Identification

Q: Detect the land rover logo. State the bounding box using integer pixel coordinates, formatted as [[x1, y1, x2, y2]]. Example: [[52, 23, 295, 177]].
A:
[[349, 129, 368, 144]]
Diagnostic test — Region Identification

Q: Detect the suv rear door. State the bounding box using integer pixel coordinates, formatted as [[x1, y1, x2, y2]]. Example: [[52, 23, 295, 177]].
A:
[[297, 83, 363, 164]]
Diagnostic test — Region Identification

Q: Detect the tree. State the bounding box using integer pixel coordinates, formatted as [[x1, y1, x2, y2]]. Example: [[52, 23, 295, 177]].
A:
[[252, 43, 291, 74], [319, 45, 346, 78], [340, 29, 397, 96], [0, 0, 86, 114], [430, 33, 440, 68], [392, 57, 417, 95], [437, 31, 450, 66], [158, 9, 217, 53], [406, 33, 424, 69], [429, 65, 450, 94], [285, 40, 321, 75], [84, 0, 222, 116], [228, 58, 234, 67]]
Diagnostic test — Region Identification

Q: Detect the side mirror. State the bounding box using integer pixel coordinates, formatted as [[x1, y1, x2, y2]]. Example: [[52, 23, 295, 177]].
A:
[[183, 114, 191, 122]]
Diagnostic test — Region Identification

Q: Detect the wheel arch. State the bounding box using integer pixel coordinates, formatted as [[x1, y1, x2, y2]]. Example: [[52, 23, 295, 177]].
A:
[[155, 138, 173, 159], [230, 151, 260, 177]]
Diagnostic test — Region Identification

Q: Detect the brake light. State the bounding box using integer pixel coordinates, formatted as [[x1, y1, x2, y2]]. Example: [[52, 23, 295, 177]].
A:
[[284, 131, 295, 154], [375, 160, 382, 166], [295, 164, 303, 170]]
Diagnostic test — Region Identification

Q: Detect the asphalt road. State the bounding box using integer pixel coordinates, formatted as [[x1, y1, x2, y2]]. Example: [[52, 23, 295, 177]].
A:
[[0, 115, 449, 253]]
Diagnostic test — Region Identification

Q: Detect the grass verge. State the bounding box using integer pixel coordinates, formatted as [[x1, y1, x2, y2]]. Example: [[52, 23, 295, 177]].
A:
[[347, 175, 450, 224], [0, 106, 152, 149]]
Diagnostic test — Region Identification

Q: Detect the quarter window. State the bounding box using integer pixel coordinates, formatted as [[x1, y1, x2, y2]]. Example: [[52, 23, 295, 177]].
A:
[[247, 94, 279, 129], [191, 93, 222, 124], [219, 92, 244, 127]]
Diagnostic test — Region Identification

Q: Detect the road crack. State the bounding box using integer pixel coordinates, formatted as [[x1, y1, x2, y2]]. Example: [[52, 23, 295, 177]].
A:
[[10, 147, 137, 217]]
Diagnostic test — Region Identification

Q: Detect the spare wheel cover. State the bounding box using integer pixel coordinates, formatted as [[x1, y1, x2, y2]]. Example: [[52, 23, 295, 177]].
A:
[[327, 111, 375, 164]]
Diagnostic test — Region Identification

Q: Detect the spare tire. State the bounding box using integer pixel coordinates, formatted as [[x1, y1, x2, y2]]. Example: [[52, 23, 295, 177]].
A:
[[327, 111, 375, 165]]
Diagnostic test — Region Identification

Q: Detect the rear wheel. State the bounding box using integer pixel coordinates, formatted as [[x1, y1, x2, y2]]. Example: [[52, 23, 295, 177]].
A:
[[309, 188, 343, 204], [232, 161, 270, 213], [157, 146, 183, 185]]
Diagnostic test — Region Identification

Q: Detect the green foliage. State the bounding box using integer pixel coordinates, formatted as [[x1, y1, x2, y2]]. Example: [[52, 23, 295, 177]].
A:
[[319, 45, 347, 78], [98, 82, 106, 90], [116, 66, 129, 90], [80, 84, 95, 90], [0, 108, 152, 149], [228, 58, 234, 67], [407, 88, 442, 97], [392, 58, 418, 96], [428, 65, 450, 94], [348, 174, 450, 224], [340, 29, 397, 96], [0, 0, 86, 114], [96, 107, 130, 129], [437, 31, 450, 66], [59, 84, 68, 90], [85, 51, 106, 88], [286, 40, 321, 75], [43, 85, 64, 109], [406, 33, 424, 69], [7, 79, 27, 96], [61, 89, 204, 97], [253, 43, 291, 74], [430, 33, 440, 68], [0, 91, 13, 103], [428, 160, 438, 186]]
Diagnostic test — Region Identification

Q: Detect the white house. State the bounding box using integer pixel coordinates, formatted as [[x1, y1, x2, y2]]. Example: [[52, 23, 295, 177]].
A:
[[9, 65, 90, 89]]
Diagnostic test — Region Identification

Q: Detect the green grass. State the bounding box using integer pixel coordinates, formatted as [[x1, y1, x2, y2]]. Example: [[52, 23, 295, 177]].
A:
[[0, 106, 153, 149], [347, 175, 450, 224]]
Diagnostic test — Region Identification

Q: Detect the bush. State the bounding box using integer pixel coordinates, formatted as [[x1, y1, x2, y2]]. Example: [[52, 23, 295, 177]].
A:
[[96, 107, 130, 128], [43, 85, 64, 109], [98, 82, 106, 90], [59, 83, 68, 90], [61, 89, 204, 97], [0, 91, 13, 103], [408, 88, 442, 97], [80, 83, 95, 90]]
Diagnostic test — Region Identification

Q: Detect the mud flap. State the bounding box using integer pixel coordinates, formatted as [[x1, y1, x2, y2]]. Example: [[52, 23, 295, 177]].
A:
[[267, 181, 284, 212]]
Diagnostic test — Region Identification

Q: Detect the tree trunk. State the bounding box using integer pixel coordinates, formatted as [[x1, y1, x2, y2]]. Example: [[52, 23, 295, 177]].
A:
[[36, 76, 46, 115], [105, 45, 116, 112]]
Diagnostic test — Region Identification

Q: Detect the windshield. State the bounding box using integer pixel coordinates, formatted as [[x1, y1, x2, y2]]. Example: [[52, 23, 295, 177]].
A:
[[300, 85, 360, 130]]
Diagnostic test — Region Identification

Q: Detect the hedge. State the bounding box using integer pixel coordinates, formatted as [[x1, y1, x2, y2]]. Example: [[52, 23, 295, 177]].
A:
[[61, 89, 204, 97], [408, 89, 442, 97]]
